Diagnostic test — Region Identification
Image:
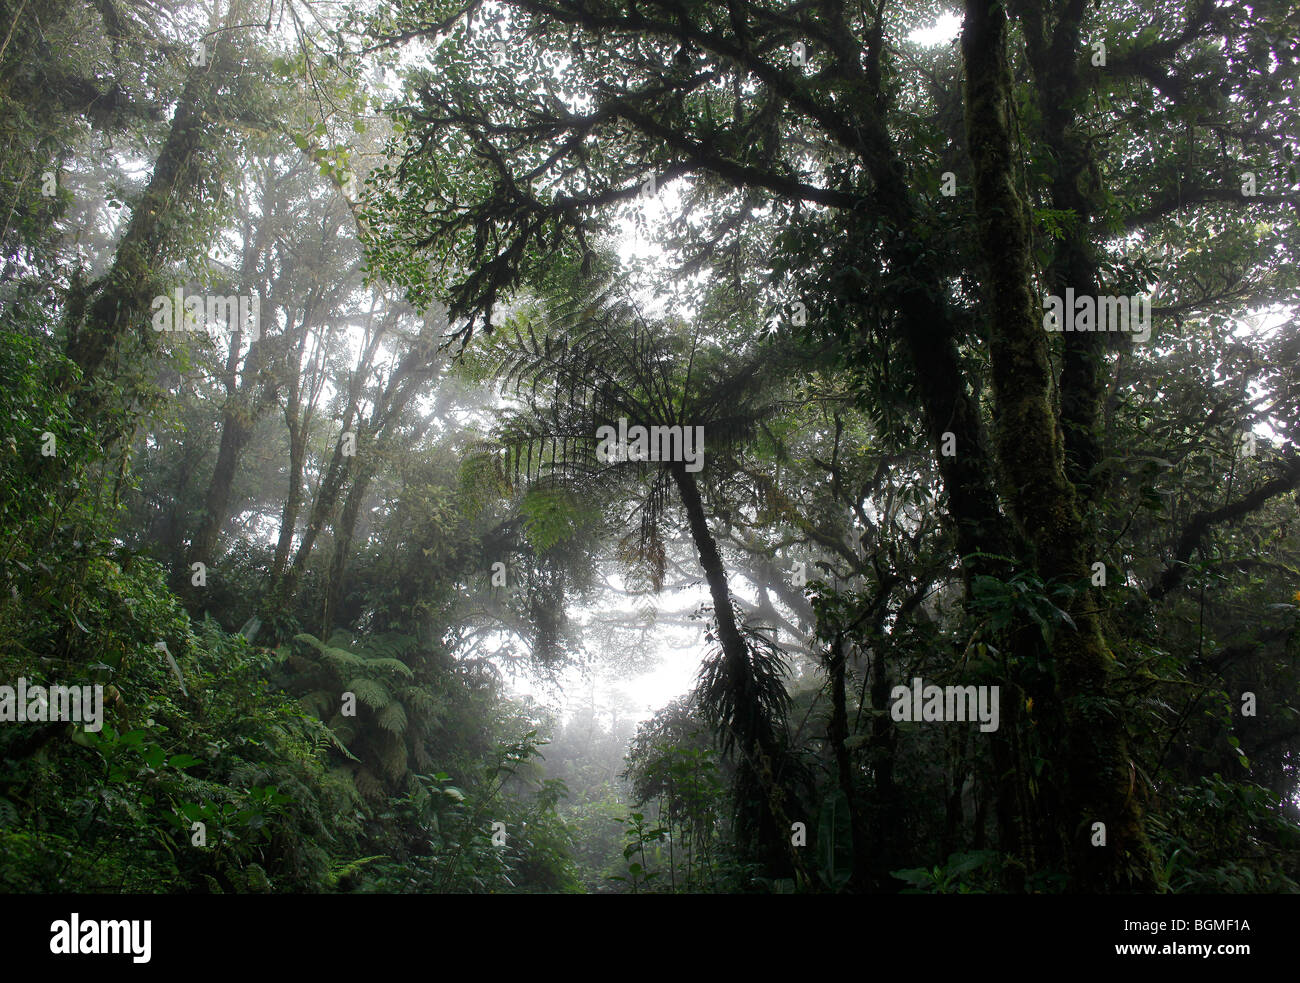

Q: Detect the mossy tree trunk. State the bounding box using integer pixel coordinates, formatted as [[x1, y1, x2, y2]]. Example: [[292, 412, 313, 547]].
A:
[[961, 0, 1157, 891], [64, 1, 245, 419]]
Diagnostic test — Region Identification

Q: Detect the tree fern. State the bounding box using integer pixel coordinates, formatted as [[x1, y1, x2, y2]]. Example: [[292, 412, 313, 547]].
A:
[[481, 274, 785, 575], [363, 657, 415, 679], [294, 632, 364, 668], [345, 677, 391, 710], [377, 701, 408, 736]]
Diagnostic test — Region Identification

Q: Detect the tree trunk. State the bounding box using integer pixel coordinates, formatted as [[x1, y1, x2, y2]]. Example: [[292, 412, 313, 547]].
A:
[[669, 461, 788, 870], [962, 0, 1156, 891], [64, 3, 243, 413], [277, 426, 356, 604], [186, 411, 251, 576], [185, 181, 275, 591], [270, 421, 308, 586], [1010, 0, 1109, 501], [866, 641, 901, 888], [268, 303, 325, 592], [319, 467, 374, 634], [670, 462, 753, 701], [828, 632, 869, 890]]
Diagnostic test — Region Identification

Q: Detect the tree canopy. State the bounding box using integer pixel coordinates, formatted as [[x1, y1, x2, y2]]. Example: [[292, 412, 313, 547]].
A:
[[0, 0, 1296, 905]]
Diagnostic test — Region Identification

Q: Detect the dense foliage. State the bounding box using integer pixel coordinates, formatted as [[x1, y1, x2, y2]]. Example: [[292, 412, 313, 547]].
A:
[[0, 0, 1296, 894]]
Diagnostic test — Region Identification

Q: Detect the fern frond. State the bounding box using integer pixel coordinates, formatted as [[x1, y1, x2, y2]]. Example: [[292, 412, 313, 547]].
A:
[[300, 689, 336, 718], [295, 632, 364, 669], [345, 677, 391, 709], [314, 719, 361, 761], [377, 701, 408, 735], [362, 656, 415, 678], [378, 736, 408, 780]]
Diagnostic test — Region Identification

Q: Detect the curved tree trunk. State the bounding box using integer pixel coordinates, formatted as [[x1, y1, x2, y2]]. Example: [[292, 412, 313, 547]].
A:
[[669, 461, 791, 872], [670, 463, 748, 668]]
